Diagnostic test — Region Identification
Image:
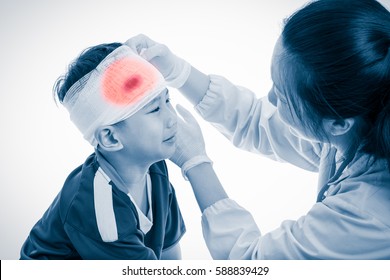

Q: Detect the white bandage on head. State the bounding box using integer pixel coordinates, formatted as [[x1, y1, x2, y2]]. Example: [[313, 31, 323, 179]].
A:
[[62, 45, 166, 147]]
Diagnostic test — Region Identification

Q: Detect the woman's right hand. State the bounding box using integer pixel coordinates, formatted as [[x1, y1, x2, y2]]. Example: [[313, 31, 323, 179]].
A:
[[125, 34, 191, 88]]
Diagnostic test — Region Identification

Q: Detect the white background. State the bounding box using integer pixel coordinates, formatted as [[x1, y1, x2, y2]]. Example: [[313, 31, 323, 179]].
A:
[[1, 0, 389, 260]]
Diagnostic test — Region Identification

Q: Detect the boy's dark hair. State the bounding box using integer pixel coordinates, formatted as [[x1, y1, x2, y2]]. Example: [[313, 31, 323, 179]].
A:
[[53, 42, 122, 103]]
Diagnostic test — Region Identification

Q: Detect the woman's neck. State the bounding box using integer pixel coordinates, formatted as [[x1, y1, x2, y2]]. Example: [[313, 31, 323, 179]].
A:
[[331, 130, 359, 162]]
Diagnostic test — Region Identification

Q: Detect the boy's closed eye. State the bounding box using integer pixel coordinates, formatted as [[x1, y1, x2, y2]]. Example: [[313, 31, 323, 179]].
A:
[[148, 106, 160, 113], [146, 96, 171, 114]]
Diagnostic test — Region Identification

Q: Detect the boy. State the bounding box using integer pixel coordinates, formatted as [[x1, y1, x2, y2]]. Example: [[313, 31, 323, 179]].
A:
[[20, 43, 185, 259]]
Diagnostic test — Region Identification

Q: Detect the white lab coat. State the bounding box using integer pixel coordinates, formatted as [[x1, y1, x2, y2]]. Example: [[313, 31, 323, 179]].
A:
[[194, 75, 390, 259]]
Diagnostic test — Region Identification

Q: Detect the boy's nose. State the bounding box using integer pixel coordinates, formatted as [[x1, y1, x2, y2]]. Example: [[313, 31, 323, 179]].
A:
[[167, 117, 176, 128]]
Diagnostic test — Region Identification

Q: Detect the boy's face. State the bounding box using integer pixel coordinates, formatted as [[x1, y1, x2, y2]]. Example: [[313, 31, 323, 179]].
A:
[[115, 88, 177, 164]]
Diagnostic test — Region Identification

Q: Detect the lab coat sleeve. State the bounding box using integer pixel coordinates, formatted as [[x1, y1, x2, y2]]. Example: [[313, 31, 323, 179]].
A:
[[194, 75, 321, 172], [201, 198, 263, 259], [202, 197, 390, 259]]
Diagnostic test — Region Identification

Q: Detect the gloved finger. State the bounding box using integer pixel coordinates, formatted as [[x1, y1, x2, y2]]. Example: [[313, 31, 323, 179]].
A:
[[175, 112, 186, 129], [176, 104, 200, 127], [141, 43, 169, 61], [124, 34, 158, 54]]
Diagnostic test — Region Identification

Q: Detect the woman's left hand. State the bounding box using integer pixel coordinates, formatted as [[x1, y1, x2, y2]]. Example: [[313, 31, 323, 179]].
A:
[[170, 105, 212, 178]]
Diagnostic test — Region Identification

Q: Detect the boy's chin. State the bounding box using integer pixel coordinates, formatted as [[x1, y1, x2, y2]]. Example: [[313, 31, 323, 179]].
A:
[[154, 148, 176, 163], [164, 150, 176, 161]]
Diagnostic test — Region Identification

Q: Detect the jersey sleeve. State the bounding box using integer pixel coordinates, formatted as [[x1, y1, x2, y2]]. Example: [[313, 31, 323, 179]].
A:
[[20, 194, 78, 260], [64, 221, 158, 260], [202, 197, 390, 259], [194, 74, 321, 172]]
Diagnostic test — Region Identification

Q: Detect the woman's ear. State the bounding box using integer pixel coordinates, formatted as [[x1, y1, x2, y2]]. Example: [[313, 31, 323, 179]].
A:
[[322, 118, 356, 136], [94, 126, 123, 151]]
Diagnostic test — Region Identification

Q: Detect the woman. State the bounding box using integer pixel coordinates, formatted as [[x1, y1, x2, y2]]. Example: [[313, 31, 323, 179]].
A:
[[127, 0, 390, 259]]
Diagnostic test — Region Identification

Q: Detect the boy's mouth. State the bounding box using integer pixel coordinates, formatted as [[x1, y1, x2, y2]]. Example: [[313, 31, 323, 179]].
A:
[[163, 134, 176, 143]]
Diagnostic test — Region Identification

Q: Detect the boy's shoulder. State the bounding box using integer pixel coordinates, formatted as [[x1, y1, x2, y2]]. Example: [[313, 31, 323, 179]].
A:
[[60, 153, 98, 203], [58, 154, 102, 232], [59, 155, 171, 217], [61, 155, 170, 202], [58, 153, 138, 241], [61, 156, 170, 202]]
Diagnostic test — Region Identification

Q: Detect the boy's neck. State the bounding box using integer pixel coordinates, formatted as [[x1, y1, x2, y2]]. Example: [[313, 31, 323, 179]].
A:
[[96, 150, 151, 216], [96, 150, 149, 194]]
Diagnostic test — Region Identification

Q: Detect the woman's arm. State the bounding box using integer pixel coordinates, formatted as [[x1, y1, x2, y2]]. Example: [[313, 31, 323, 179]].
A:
[[186, 162, 228, 212], [178, 66, 210, 106]]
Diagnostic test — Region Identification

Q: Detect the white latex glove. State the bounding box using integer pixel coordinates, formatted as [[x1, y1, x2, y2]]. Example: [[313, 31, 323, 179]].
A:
[[125, 34, 191, 88], [170, 104, 212, 179]]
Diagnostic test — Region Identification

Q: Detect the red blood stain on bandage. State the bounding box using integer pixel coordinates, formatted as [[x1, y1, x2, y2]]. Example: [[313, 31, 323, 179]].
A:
[[124, 76, 141, 91], [101, 57, 159, 105]]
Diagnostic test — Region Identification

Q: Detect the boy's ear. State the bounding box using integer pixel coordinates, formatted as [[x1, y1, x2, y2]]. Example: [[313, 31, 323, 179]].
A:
[[322, 118, 355, 136], [95, 126, 123, 151]]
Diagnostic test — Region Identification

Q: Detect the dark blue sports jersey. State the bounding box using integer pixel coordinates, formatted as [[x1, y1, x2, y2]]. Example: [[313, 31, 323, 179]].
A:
[[20, 153, 185, 259]]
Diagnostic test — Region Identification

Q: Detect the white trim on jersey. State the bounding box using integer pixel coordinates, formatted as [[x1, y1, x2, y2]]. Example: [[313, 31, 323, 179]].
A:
[[93, 167, 118, 242], [127, 173, 153, 234]]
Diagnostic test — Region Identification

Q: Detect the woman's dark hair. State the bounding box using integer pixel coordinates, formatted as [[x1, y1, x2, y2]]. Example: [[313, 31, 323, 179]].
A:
[[53, 42, 122, 103], [281, 0, 390, 168]]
